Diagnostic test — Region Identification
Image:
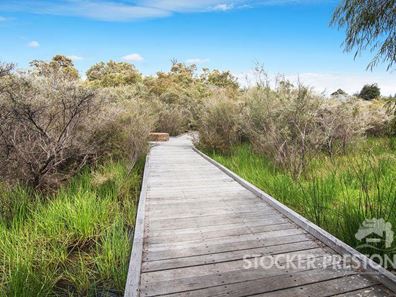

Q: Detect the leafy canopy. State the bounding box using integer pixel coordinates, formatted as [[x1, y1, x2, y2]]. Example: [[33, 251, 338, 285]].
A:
[[332, 0, 396, 70], [359, 83, 381, 100], [86, 60, 142, 87], [30, 55, 80, 79]]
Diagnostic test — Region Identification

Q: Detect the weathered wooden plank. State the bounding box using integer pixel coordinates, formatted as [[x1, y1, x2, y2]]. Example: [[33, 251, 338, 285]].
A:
[[145, 206, 274, 221], [141, 248, 331, 284], [147, 189, 257, 200], [146, 196, 260, 205], [142, 240, 319, 272], [124, 153, 150, 297], [144, 233, 314, 261], [147, 198, 266, 208], [253, 275, 379, 297], [145, 213, 286, 231], [145, 209, 276, 224], [145, 222, 297, 244], [140, 251, 338, 296], [331, 285, 395, 297], [146, 228, 305, 251], [160, 269, 356, 297]]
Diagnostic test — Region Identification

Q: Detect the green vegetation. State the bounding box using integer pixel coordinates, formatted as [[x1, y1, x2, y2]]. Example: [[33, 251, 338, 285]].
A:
[[332, 0, 396, 70], [0, 160, 143, 296], [1, 50, 396, 294], [359, 83, 381, 100], [208, 137, 396, 256]]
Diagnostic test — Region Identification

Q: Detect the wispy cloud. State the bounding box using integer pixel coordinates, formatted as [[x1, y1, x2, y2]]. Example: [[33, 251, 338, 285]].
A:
[[0, 16, 7, 22], [213, 4, 234, 11], [0, 0, 320, 21], [122, 53, 144, 62], [0, 1, 169, 21], [186, 58, 210, 64], [27, 40, 40, 48], [67, 55, 84, 61]]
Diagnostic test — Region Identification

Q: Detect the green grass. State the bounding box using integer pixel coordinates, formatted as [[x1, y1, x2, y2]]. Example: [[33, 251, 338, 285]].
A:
[[0, 160, 144, 296], [207, 137, 396, 259]]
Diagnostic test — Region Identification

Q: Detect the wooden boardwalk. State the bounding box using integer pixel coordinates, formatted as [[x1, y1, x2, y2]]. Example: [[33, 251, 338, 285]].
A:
[[125, 135, 396, 297]]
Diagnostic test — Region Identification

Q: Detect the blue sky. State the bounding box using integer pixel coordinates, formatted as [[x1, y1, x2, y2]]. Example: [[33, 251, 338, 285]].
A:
[[0, 0, 395, 95]]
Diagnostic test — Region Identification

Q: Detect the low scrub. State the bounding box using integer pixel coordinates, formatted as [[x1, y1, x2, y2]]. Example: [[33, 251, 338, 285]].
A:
[[197, 81, 394, 177]]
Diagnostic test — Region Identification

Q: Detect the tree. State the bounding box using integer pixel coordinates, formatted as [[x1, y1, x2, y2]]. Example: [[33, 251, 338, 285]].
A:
[[0, 63, 13, 78], [144, 60, 200, 97], [86, 60, 142, 87], [331, 89, 348, 97], [30, 55, 79, 79], [201, 69, 239, 90], [331, 0, 396, 70], [359, 84, 381, 100]]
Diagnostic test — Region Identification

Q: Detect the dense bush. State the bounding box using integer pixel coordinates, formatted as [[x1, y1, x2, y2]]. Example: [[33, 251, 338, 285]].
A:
[[0, 64, 152, 189], [86, 61, 142, 88], [198, 94, 242, 153], [359, 83, 381, 100], [243, 84, 327, 176], [197, 78, 394, 177], [0, 64, 100, 189]]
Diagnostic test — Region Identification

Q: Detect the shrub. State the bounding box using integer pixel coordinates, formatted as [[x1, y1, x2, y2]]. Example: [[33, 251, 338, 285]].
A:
[[0, 65, 153, 189], [198, 95, 242, 153], [151, 100, 190, 136], [243, 83, 365, 176], [30, 55, 80, 80], [243, 84, 322, 176], [331, 89, 347, 97], [356, 99, 392, 136], [86, 61, 142, 88], [0, 65, 101, 189], [92, 95, 155, 168], [317, 99, 366, 156], [359, 83, 381, 100]]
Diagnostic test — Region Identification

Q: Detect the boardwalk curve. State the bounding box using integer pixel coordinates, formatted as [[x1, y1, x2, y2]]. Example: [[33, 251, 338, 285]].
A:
[[125, 135, 396, 297]]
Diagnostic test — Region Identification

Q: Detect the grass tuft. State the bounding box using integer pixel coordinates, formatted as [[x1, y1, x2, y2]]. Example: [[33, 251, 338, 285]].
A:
[[0, 160, 143, 296]]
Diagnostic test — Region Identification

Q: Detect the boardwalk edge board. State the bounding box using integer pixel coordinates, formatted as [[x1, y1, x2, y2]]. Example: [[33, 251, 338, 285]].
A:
[[193, 146, 396, 293], [124, 152, 151, 297]]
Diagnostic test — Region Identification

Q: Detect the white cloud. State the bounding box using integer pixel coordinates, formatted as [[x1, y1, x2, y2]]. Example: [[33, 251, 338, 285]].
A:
[[0, 1, 169, 21], [0, 0, 319, 21], [27, 40, 40, 48], [67, 55, 84, 61], [122, 53, 144, 62], [186, 58, 210, 64], [213, 3, 234, 11], [236, 70, 396, 96]]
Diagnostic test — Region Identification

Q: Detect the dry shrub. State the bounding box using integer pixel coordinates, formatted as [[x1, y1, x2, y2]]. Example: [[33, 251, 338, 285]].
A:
[[0, 66, 153, 189], [243, 83, 366, 176], [0, 67, 101, 188], [93, 97, 155, 170], [316, 99, 366, 157], [198, 95, 242, 153], [150, 100, 190, 136], [355, 99, 393, 136]]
